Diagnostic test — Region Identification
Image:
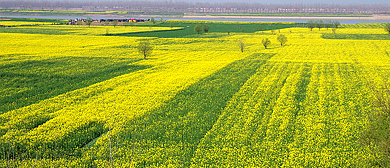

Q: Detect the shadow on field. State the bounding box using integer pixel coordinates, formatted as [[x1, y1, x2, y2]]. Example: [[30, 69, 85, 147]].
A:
[[321, 33, 390, 40], [0, 57, 151, 114], [106, 53, 275, 167]]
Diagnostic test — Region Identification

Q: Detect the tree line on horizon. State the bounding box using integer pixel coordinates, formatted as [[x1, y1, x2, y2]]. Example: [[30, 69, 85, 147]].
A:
[[306, 20, 341, 31]]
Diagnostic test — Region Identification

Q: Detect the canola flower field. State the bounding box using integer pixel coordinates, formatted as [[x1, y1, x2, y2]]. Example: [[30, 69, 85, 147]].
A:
[[0, 19, 389, 167]]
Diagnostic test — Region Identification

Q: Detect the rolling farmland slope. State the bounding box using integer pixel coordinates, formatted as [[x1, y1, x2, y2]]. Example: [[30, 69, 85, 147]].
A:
[[0, 20, 389, 167]]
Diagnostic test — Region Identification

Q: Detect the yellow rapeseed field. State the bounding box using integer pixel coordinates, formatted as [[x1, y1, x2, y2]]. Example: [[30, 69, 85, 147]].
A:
[[0, 20, 389, 167]]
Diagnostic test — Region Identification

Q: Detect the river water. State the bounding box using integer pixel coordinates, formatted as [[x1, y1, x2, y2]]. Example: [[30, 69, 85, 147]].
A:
[[1, 15, 389, 24]]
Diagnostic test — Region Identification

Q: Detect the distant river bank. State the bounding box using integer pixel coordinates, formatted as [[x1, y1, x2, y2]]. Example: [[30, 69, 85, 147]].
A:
[[1, 15, 390, 24]]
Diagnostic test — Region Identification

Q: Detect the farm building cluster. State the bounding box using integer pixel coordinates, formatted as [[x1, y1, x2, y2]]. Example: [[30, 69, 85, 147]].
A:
[[67, 18, 150, 25]]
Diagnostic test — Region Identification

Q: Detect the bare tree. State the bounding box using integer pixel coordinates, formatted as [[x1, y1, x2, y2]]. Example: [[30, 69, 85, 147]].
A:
[[277, 34, 287, 46], [138, 41, 153, 59], [85, 17, 93, 27], [150, 17, 156, 25], [324, 20, 332, 30], [315, 20, 324, 31], [333, 21, 340, 28], [307, 20, 315, 31], [385, 23, 390, 34], [112, 20, 118, 28], [170, 22, 175, 29], [262, 38, 271, 49], [194, 24, 202, 34], [203, 24, 210, 33], [238, 40, 245, 52]]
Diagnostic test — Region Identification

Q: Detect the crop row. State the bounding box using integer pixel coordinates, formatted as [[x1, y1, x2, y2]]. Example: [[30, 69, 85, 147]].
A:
[[1, 25, 389, 166], [0, 31, 255, 166]]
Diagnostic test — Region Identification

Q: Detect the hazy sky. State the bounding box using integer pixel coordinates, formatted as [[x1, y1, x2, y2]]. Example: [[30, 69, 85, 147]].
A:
[[179, 0, 388, 4], [42, 0, 388, 5], [86, 0, 389, 5]]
